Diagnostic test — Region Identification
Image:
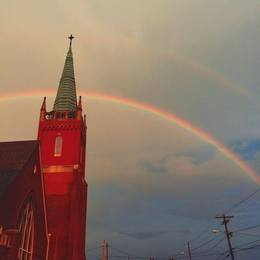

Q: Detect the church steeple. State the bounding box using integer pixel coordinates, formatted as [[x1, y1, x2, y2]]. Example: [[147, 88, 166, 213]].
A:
[[37, 35, 87, 260], [53, 35, 77, 112]]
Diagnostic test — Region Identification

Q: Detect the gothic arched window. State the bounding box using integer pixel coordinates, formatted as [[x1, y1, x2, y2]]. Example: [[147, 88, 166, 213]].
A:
[[17, 200, 35, 260], [54, 135, 63, 156]]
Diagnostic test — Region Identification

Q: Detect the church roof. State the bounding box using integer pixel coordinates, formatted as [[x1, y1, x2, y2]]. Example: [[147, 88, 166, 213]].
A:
[[53, 36, 77, 112], [0, 140, 39, 197]]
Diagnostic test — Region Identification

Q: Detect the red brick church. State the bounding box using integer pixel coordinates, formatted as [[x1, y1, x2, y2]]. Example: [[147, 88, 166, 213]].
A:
[[0, 36, 88, 260]]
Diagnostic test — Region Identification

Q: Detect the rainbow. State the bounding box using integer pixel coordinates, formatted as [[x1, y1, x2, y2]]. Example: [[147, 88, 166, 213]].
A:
[[0, 89, 259, 184], [153, 48, 252, 99]]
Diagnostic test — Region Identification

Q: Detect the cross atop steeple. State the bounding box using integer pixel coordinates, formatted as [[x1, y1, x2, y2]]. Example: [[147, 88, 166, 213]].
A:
[[68, 34, 74, 47]]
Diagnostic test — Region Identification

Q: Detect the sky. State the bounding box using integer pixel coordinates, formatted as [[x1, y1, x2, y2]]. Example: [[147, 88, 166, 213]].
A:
[[1, 0, 260, 259]]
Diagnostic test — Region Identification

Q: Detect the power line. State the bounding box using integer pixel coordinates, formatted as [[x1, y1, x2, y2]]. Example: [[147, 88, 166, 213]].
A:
[[217, 254, 229, 260], [213, 251, 228, 260], [174, 235, 220, 260], [234, 244, 260, 253], [236, 232, 260, 238], [224, 187, 260, 214], [175, 252, 224, 259], [233, 224, 260, 233], [107, 243, 227, 260], [195, 237, 226, 255], [191, 236, 219, 252], [234, 238, 260, 250], [183, 187, 260, 258], [109, 244, 224, 260], [189, 220, 218, 244], [105, 218, 260, 260], [185, 189, 258, 253]]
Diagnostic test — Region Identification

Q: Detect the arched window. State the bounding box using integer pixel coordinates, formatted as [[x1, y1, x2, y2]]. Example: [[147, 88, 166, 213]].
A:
[[54, 135, 62, 156], [17, 200, 35, 260]]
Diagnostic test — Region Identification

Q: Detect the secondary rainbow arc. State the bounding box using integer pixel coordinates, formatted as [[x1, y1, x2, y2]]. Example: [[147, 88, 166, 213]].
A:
[[0, 89, 259, 184]]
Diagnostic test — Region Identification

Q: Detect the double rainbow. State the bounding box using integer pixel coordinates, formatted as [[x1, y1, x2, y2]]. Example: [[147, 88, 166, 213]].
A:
[[1, 89, 259, 184]]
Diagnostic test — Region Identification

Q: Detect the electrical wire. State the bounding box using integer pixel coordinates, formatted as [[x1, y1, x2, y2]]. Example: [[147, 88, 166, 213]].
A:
[[187, 188, 260, 256], [233, 224, 260, 233], [191, 236, 219, 252], [194, 236, 226, 256], [234, 238, 260, 250], [234, 244, 260, 253], [236, 232, 260, 238], [189, 220, 216, 242], [175, 252, 224, 259], [224, 187, 260, 214]]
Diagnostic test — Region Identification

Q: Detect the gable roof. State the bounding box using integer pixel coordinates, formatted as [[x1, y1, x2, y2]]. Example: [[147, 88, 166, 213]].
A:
[[0, 140, 39, 197]]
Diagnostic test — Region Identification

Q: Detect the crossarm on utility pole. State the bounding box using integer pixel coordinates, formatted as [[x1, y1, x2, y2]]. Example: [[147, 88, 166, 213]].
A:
[[216, 214, 235, 260]]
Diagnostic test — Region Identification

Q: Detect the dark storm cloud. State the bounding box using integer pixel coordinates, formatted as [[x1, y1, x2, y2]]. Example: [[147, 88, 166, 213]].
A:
[[115, 230, 169, 240], [115, 229, 191, 240]]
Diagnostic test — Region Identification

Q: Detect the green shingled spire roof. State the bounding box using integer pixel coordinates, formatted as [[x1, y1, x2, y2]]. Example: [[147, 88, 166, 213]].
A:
[[53, 35, 77, 112]]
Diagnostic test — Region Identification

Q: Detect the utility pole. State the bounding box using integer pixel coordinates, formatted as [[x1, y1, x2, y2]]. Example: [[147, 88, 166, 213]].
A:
[[187, 242, 192, 260], [216, 214, 235, 260], [102, 240, 109, 260]]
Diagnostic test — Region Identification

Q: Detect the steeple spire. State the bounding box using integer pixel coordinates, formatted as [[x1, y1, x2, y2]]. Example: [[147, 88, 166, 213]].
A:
[[53, 35, 77, 112]]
